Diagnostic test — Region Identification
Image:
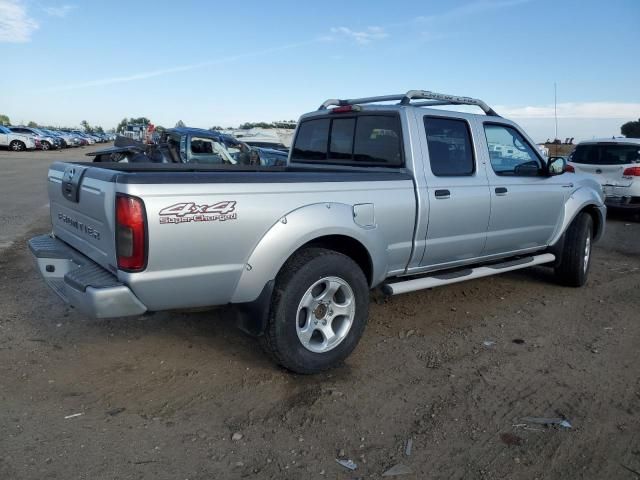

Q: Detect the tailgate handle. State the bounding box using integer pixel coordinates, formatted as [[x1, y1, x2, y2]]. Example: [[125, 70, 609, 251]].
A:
[[61, 165, 88, 203]]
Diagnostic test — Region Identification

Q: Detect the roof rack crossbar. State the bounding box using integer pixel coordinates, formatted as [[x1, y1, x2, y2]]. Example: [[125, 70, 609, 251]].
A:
[[318, 90, 499, 116], [319, 94, 406, 110]]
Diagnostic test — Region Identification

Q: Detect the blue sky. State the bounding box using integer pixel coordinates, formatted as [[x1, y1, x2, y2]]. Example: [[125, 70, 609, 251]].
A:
[[1, 0, 638, 141]]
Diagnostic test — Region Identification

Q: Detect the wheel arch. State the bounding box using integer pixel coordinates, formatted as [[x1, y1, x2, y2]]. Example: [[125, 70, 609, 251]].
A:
[[550, 186, 606, 246], [288, 234, 373, 286], [581, 203, 605, 242], [230, 202, 385, 304]]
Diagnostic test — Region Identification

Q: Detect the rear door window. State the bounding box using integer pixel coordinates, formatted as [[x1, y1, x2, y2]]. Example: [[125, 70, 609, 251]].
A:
[[424, 117, 475, 176], [571, 144, 640, 165], [292, 114, 403, 167]]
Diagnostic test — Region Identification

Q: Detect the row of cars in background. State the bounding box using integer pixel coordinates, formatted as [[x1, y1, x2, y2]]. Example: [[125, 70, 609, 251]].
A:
[[0, 125, 116, 152]]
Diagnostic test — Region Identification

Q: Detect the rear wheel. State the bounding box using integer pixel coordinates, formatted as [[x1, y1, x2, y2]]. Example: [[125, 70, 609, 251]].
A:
[[554, 212, 593, 287], [10, 140, 25, 151], [261, 248, 369, 374]]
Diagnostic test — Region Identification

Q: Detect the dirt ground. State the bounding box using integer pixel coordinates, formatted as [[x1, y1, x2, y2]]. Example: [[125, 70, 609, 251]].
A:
[[0, 150, 639, 480]]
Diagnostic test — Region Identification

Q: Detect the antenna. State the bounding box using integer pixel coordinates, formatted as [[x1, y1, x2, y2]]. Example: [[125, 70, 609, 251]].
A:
[[554, 82, 558, 141]]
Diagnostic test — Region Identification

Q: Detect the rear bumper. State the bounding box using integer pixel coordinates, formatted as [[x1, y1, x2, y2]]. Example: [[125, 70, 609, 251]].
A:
[[28, 234, 147, 318], [605, 195, 640, 210]]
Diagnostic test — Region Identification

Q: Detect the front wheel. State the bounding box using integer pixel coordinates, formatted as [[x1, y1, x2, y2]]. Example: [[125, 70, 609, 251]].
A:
[[261, 248, 369, 374], [554, 212, 593, 287], [41, 141, 50, 151]]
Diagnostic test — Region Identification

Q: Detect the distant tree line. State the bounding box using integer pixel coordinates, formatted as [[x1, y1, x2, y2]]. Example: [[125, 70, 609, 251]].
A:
[[236, 121, 296, 130], [0, 114, 110, 133]]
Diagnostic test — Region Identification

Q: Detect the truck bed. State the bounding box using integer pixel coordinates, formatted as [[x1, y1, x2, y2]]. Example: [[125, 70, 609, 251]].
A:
[[45, 161, 417, 313]]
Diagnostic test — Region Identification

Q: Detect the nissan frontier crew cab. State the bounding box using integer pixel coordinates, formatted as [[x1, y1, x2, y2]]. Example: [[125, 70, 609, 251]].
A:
[[29, 90, 606, 374]]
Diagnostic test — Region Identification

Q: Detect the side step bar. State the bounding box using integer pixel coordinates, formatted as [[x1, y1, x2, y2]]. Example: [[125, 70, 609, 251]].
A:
[[382, 253, 555, 296]]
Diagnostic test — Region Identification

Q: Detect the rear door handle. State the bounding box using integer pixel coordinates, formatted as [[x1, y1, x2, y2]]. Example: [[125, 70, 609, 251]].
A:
[[495, 187, 508, 196], [434, 189, 450, 199]]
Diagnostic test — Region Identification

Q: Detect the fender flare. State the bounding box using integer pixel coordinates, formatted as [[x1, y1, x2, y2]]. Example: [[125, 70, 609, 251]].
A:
[[549, 186, 606, 247], [230, 202, 386, 304]]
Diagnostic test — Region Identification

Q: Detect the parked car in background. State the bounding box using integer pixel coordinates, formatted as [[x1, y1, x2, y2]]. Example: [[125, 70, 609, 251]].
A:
[[253, 146, 288, 166], [0, 125, 38, 151], [31, 128, 64, 149], [9, 126, 61, 150], [567, 138, 640, 210], [71, 131, 95, 145], [46, 129, 77, 148]]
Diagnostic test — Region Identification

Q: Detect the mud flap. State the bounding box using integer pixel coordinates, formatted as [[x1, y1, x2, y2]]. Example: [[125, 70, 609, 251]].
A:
[[548, 232, 566, 268], [234, 280, 274, 336]]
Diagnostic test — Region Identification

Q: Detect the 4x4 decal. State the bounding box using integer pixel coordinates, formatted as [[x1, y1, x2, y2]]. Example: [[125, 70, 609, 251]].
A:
[[159, 201, 237, 224]]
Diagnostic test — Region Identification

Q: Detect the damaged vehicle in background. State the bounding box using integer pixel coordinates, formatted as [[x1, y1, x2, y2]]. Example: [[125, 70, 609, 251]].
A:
[[88, 127, 284, 166]]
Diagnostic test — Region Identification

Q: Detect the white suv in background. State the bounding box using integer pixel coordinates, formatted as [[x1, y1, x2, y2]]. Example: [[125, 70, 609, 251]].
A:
[[0, 125, 38, 151], [567, 138, 640, 210]]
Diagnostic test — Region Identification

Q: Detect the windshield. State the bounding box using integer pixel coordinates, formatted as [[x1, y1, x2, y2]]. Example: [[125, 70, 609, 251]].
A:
[[571, 143, 640, 165]]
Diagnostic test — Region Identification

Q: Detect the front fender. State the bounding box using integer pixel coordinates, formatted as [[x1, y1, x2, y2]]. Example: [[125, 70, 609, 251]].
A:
[[549, 185, 606, 246], [230, 202, 386, 303]]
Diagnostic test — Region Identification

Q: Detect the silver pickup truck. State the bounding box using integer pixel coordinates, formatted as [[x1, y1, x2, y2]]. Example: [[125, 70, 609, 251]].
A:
[[29, 90, 606, 374]]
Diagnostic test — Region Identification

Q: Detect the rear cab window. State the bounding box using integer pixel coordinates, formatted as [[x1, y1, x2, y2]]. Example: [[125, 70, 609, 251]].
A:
[[292, 113, 403, 167]]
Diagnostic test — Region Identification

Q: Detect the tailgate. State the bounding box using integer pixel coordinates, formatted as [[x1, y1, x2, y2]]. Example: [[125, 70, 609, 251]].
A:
[[48, 162, 119, 272], [573, 163, 632, 187]]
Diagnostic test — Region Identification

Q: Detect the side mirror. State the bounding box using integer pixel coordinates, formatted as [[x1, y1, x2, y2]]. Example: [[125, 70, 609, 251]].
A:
[[547, 156, 566, 176]]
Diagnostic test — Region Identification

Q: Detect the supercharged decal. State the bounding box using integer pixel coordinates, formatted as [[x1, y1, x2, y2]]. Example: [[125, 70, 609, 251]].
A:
[[159, 201, 237, 224]]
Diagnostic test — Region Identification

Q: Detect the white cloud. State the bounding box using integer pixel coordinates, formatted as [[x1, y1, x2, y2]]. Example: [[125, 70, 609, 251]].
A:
[[495, 102, 640, 119], [43, 4, 75, 18], [329, 26, 388, 45], [0, 0, 38, 42], [39, 40, 318, 91]]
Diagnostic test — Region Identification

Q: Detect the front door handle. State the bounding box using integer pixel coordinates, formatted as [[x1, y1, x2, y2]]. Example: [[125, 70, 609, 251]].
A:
[[495, 187, 508, 196], [434, 189, 450, 199]]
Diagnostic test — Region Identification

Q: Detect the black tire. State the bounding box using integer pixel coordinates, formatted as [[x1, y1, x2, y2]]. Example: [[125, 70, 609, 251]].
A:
[[41, 141, 50, 151], [554, 212, 593, 287], [261, 247, 369, 374], [10, 140, 25, 151]]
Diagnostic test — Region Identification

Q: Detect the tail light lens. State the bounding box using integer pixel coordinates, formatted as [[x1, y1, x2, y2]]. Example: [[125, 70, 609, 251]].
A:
[[565, 164, 575, 173], [116, 194, 147, 271], [623, 166, 640, 176]]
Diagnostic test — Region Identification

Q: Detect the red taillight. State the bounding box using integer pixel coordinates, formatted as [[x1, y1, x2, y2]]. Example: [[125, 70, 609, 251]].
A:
[[116, 195, 146, 271], [565, 164, 575, 173], [330, 105, 361, 113], [623, 166, 640, 176]]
